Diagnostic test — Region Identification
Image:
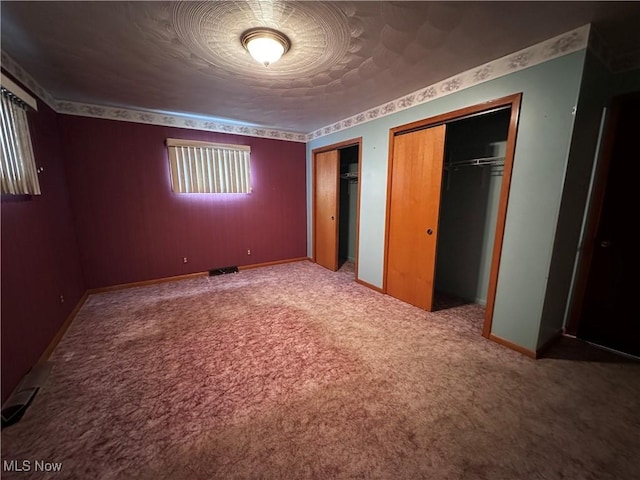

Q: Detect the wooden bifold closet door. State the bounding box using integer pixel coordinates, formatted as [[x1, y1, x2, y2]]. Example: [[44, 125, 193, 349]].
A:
[[313, 149, 340, 271], [385, 124, 446, 311]]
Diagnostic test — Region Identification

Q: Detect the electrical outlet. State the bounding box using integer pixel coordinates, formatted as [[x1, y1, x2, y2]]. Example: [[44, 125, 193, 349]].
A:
[[183, 257, 188, 263], [247, 249, 251, 256]]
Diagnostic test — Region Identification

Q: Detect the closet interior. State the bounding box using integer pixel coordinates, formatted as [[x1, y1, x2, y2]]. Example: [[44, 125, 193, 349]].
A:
[[338, 145, 359, 270], [435, 108, 511, 308]]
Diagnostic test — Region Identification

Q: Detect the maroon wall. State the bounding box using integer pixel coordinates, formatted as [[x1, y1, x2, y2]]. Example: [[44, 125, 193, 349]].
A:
[[1, 78, 306, 403], [1, 82, 86, 403], [58, 116, 307, 289]]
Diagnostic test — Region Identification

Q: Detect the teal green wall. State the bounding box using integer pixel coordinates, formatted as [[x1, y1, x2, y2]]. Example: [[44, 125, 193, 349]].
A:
[[307, 50, 586, 352]]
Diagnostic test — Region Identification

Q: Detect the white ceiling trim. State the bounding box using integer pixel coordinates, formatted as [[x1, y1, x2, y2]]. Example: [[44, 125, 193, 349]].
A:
[[2, 25, 589, 144], [0, 51, 57, 110], [0, 51, 308, 143], [308, 24, 591, 141], [53, 101, 308, 143]]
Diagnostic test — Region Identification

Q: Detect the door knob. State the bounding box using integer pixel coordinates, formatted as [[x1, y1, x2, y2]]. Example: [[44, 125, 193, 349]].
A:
[[426, 228, 433, 235], [600, 240, 612, 248], [331, 216, 334, 220]]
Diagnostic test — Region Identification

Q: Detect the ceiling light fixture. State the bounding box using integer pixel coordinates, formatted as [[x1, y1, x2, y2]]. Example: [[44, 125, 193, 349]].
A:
[[241, 27, 291, 67]]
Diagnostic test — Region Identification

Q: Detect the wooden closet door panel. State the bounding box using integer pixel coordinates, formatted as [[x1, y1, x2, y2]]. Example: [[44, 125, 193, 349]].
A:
[[314, 150, 339, 271], [386, 124, 446, 310]]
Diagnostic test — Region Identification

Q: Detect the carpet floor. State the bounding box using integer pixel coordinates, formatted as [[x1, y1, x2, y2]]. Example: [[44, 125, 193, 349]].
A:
[[2, 260, 639, 479]]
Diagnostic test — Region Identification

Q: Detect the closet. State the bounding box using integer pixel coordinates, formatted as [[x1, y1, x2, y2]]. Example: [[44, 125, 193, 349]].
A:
[[384, 94, 520, 335], [313, 139, 361, 276], [338, 145, 359, 266], [436, 108, 510, 306]]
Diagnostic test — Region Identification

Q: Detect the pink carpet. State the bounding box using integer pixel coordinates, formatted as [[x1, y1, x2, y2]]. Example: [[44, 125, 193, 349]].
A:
[[2, 260, 638, 479]]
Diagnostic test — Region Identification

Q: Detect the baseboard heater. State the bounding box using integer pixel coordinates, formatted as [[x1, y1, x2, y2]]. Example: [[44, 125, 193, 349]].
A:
[[208, 266, 239, 276], [1, 362, 52, 429]]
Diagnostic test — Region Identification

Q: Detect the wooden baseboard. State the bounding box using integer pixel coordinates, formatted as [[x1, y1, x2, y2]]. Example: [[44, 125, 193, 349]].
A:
[[238, 257, 310, 271], [37, 291, 90, 365], [355, 278, 384, 293], [90, 258, 310, 294], [489, 333, 537, 359], [89, 271, 208, 294]]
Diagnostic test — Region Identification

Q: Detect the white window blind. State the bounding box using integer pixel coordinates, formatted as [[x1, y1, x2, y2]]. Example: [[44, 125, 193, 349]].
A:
[[0, 73, 40, 195], [166, 139, 251, 194]]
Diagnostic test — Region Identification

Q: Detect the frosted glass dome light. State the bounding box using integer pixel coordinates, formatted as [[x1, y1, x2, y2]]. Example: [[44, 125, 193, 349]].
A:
[[241, 28, 291, 67]]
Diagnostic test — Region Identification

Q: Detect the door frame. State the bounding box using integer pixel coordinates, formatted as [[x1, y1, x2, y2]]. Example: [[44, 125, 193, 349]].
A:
[[312, 137, 363, 277], [383, 93, 522, 338]]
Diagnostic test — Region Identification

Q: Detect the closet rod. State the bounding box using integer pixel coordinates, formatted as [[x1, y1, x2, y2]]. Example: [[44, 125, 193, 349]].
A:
[[446, 155, 504, 168], [340, 172, 358, 179]]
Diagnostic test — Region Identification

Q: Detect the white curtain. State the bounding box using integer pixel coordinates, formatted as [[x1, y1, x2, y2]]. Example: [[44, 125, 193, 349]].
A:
[[0, 92, 40, 195]]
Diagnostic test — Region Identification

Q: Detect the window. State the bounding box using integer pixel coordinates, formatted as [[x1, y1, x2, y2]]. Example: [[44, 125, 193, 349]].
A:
[[166, 138, 251, 194], [0, 73, 40, 195]]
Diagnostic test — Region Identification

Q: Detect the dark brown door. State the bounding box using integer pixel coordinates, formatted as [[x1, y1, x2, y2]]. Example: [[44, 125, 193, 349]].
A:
[[314, 150, 339, 271], [385, 125, 446, 311], [577, 93, 639, 356]]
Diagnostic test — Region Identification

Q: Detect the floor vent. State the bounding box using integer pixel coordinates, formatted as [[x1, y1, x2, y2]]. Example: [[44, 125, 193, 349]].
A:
[[2, 362, 52, 429], [208, 266, 239, 276]]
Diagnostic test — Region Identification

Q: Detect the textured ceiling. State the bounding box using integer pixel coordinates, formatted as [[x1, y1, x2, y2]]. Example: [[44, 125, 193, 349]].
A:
[[1, 1, 640, 134]]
